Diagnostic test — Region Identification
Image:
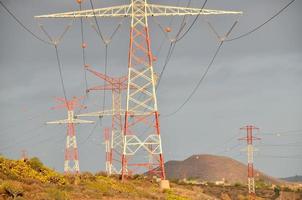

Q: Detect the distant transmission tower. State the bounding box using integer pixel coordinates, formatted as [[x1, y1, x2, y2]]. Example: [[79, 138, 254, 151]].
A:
[[78, 66, 128, 175], [239, 125, 261, 199], [47, 97, 94, 174], [21, 149, 28, 161], [35, 0, 242, 181], [104, 127, 112, 175]]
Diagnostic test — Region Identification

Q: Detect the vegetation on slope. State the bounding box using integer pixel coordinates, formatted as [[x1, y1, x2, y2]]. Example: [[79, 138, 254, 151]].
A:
[[0, 155, 206, 200]]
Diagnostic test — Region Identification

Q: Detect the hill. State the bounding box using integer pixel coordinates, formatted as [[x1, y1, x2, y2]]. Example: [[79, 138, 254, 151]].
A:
[[1, 155, 300, 200], [0, 155, 216, 200], [281, 175, 302, 183], [165, 154, 280, 184]]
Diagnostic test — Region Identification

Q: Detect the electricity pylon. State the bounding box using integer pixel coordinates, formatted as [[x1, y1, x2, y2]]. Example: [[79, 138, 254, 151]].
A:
[[47, 97, 94, 174], [36, 1, 242, 180], [104, 127, 112, 175], [21, 149, 28, 161], [79, 66, 128, 175], [239, 125, 261, 200]]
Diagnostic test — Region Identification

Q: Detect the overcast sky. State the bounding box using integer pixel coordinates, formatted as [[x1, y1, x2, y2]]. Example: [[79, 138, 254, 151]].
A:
[[0, 0, 301, 178]]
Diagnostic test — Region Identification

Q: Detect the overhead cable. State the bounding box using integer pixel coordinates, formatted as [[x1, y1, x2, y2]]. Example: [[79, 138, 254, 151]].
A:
[[163, 21, 238, 117], [226, 0, 296, 42], [39, 22, 75, 101], [0, 1, 52, 45]]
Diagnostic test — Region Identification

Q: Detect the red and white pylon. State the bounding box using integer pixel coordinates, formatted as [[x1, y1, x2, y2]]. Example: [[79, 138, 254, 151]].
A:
[[46, 97, 94, 174], [104, 127, 112, 175], [78, 66, 128, 175], [239, 125, 261, 199], [35, 0, 242, 180], [21, 149, 28, 161]]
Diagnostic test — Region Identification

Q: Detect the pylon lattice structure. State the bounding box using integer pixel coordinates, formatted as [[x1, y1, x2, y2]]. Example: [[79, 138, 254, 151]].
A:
[[239, 125, 261, 199], [46, 97, 94, 174], [21, 149, 28, 161], [36, 0, 242, 180], [79, 66, 128, 175], [104, 127, 112, 174]]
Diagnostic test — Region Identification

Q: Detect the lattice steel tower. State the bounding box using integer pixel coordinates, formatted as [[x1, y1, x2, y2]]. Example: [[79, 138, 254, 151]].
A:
[[47, 97, 94, 173], [239, 125, 261, 199], [78, 66, 128, 175], [36, 0, 242, 180]]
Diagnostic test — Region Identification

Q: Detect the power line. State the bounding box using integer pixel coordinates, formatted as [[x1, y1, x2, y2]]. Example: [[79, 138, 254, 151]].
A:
[[261, 129, 302, 135], [226, 0, 296, 42], [38, 22, 74, 101], [153, 0, 201, 91], [87, 0, 127, 126], [257, 154, 302, 160], [89, 0, 106, 44], [79, 3, 88, 92], [206, 131, 242, 154], [0, 1, 52, 45], [214, 143, 243, 155], [162, 41, 223, 117], [157, 0, 296, 117], [162, 20, 238, 117], [174, 0, 208, 42], [79, 119, 101, 145], [0, 124, 46, 151], [0, 110, 49, 134], [54, 45, 68, 101]]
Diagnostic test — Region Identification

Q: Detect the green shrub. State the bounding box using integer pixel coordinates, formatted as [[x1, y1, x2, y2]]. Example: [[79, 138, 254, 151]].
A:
[[163, 189, 189, 200], [28, 157, 44, 172], [234, 182, 244, 187], [1, 181, 24, 198], [255, 179, 270, 189], [274, 185, 281, 196], [282, 186, 292, 192]]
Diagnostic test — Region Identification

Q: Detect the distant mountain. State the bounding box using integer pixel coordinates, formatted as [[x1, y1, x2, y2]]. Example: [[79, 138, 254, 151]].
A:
[[281, 175, 302, 183], [165, 154, 280, 184]]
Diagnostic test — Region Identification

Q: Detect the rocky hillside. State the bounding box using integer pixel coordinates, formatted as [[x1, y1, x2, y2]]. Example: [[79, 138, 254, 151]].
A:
[[165, 154, 280, 184]]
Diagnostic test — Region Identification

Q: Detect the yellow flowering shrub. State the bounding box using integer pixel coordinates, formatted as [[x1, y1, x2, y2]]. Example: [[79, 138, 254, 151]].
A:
[[0, 156, 66, 185]]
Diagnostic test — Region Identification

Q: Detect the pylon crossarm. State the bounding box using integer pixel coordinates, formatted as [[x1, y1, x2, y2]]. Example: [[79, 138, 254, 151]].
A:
[[77, 109, 152, 117], [146, 4, 243, 16], [35, 4, 131, 18], [46, 119, 69, 124], [72, 119, 95, 124], [50, 104, 67, 110], [35, 3, 242, 19], [86, 67, 115, 84], [87, 85, 115, 91], [77, 109, 124, 117], [46, 119, 94, 124]]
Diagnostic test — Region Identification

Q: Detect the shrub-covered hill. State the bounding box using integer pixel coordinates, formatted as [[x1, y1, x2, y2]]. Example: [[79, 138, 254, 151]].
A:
[[0, 155, 215, 200], [0, 156, 65, 185]]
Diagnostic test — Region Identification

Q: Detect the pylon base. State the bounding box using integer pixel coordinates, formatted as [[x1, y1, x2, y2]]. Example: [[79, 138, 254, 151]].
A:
[[160, 180, 170, 190]]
